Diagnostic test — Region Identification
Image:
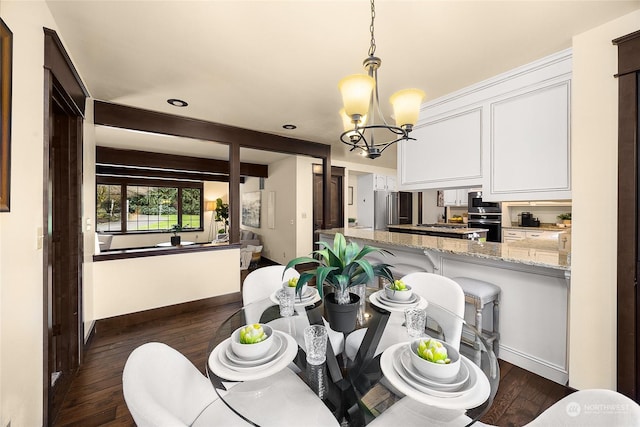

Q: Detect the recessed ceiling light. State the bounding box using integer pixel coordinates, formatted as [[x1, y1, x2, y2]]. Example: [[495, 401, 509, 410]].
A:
[[282, 124, 297, 130], [167, 98, 188, 107]]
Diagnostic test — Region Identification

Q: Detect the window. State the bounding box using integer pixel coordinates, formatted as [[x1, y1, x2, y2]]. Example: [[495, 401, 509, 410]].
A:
[[96, 179, 203, 233]]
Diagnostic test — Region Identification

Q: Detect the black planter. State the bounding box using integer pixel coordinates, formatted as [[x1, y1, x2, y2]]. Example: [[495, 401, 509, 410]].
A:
[[170, 236, 181, 246], [324, 292, 360, 333]]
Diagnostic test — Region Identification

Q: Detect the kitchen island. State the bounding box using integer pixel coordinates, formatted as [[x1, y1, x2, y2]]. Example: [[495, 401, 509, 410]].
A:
[[387, 224, 489, 240], [318, 228, 570, 385]]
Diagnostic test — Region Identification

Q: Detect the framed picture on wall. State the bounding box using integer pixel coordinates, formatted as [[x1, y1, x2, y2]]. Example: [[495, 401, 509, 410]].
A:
[[0, 19, 12, 212], [348, 186, 353, 205], [242, 191, 261, 228]]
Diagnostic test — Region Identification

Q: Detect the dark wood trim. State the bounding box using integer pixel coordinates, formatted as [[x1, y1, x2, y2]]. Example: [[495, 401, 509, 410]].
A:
[[94, 100, 331, 158], [43, 28, 88, 116], [614, 30, 640, 77], [229, 142, 241, 244], [418, 192, 423, 224], [96, 174, 206, 188], [96, 165, 246, 183], [615, 31, 640, 401], [94, 293, 242, 333], [0, 19, 12, 212], [93, 242, 240, 262], [96, 146, 268, 178], [322, 157, 332, 229]]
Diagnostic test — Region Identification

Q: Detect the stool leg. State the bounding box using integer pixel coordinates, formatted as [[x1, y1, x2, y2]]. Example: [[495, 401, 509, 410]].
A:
[[474, 303, 482, 366], [493, 299, 500, 357]]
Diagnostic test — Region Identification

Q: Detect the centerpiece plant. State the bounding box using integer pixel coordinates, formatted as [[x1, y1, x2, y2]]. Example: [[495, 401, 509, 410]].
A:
[[284, 232, 395, 305]]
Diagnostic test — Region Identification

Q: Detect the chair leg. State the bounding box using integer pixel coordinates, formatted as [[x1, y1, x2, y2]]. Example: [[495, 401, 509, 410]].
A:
[[473, 304, 483, 366], [493, 298, 500, 357]]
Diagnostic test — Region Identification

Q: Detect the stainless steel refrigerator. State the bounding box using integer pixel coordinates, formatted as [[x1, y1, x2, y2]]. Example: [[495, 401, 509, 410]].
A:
[[374, 190, 400, 230]]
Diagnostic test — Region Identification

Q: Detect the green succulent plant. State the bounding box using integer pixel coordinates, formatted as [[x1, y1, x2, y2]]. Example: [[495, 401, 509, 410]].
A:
[[284, 233, 394, 303]]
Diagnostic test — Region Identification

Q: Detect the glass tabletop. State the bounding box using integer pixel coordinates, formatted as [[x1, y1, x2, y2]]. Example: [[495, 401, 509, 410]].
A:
[[206, 286, 500, 426]]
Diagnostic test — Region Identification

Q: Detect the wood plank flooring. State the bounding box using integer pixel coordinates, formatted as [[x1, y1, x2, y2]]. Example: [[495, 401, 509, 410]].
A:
[[53, 302, 573, 427]]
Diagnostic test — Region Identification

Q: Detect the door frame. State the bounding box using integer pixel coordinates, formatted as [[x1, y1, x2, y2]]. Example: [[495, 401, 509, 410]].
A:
[[614, 29, 640, 401], [42, 28, 88, 424]]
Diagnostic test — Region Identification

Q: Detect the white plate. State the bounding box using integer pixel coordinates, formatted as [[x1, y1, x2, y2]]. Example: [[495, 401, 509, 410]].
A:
[[379, 292, 419, 305], [392, 354, 467, 398], [225, 333, 283, 366], [380, 342, 490, 409], [369, 291, 428, 312], [218, 338, 286, 373], [400, 347, 470, 391], [209, 331, 298, 381], [269, 287, 320, 307]]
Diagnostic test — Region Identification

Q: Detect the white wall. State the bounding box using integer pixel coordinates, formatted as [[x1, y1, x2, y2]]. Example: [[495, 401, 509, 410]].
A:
[[570, 9, 640, 390], [421, 189, 444, 224], [346, 174, 358, 223], [0, 2, 65, 425]]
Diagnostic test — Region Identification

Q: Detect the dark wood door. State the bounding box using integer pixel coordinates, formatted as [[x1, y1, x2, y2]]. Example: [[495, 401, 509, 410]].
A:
[[46, 83, 83, 425], [312, 165, 344, 248], [615, 30, 640, 401], [399, 192, 413, 224]]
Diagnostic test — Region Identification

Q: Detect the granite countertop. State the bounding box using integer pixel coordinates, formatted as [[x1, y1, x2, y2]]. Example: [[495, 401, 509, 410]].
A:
[[503, 224, 571, 232], [319, 228, 570, 271], [387, 224, 490, 235]]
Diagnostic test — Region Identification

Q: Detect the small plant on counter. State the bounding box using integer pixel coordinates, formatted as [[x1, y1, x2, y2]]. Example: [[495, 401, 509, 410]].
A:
[[557, 213, 571, 221], [170, 224, 182, 236]]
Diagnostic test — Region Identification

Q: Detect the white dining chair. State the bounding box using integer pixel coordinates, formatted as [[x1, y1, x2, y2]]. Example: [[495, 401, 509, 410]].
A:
[[344, 272, 465, 360], [524, 389, 640, 426], [242, 265, 300, 324], [122, 342, 249, 426]]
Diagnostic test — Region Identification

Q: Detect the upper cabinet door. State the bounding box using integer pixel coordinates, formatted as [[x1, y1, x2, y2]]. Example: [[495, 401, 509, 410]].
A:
[[487, 80, 571, 201], [399, 108, 483, 191]]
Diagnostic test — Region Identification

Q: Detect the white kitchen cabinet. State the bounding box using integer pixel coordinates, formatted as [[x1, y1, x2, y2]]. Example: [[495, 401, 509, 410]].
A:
[[487, 79, 571, 201], [398, 48, 572, 202], [373, 174, 396, 191], [399, 108, 483, 191], [503, 229, 525, 243], [443, 189, 469, 207]]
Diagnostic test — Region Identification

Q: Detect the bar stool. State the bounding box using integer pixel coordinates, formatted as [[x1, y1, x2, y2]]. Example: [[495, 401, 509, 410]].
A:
[[451, 277, 501, 362]]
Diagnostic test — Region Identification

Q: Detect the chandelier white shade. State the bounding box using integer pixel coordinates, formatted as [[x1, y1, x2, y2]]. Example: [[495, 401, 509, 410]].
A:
[[338, 0, 425, 159]]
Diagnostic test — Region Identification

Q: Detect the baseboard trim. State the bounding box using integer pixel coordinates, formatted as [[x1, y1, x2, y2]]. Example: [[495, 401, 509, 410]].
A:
[[95, 292, 242, 333]]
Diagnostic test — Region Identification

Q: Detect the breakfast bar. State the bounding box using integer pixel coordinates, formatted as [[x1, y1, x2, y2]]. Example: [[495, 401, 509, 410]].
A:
[[318, 228, 571, 385]]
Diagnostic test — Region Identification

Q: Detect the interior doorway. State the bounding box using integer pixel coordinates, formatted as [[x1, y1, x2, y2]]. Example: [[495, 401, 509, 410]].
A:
[[312, 164, 344, 249], [43, 28, 88, 425], [615, 30, 640, 401], [45, 80, 84, 425]]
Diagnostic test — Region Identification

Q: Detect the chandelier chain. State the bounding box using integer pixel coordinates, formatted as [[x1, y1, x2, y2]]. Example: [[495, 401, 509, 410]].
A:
[[368, 0, 376, 57]]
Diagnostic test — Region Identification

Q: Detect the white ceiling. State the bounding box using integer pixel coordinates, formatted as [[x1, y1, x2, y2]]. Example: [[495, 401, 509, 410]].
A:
[[47, 0, 640, 169]]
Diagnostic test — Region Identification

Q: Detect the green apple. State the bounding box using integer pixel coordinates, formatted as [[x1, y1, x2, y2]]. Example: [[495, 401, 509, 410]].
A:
[[392, 279, 407, 291], [239, 324, 267, 344], [417, 338, 451, 364], [288, 277, 299, 287]]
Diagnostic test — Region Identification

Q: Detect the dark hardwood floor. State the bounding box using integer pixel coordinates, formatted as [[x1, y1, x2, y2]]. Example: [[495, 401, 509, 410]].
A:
[[53, 278, 572, 426]]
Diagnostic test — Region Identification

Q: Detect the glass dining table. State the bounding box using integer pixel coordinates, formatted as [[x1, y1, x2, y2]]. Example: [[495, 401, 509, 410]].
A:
[[206, 286, 500, 426]]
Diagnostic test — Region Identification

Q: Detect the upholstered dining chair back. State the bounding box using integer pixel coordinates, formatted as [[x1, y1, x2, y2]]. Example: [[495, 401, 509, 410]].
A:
[[122, 342, 218, 426], [525, 389, 640, 426], [242, 265, 300, 324], [400, 272, 466, 349]]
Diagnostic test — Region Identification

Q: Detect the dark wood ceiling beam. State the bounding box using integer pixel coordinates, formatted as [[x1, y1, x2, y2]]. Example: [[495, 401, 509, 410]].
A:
[[96, 146, 268, 178], [95, 165, 245, 184], [94, 100, 331, 159]]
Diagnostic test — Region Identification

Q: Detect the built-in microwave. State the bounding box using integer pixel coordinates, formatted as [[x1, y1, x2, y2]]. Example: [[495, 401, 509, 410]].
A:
[[468, 191, 501, 213]]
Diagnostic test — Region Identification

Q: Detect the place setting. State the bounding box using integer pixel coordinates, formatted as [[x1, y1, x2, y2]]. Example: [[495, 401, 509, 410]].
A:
[[269, 278, 321, 311], [208, 323, 298, 382], [380, 336, 491, 410], [369, 279, 428, 312]]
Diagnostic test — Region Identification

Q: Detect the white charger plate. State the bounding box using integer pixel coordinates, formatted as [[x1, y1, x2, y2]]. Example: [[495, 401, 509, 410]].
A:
[[400, 347, 470, 391], [369, 290, 428, 312], [269, 287, 320, 307], [380, 342, 490, 409], [225, 333, 284, 366], [379, 291, 419, 305], [209, 331, 298, 381]]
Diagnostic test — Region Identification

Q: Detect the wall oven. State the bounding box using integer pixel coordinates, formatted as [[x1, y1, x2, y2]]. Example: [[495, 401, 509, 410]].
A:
[[467, 191, 502, 242]]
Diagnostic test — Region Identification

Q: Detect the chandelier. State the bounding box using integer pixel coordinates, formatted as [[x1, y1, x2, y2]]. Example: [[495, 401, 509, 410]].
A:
[[338, 0, 425, 159]]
